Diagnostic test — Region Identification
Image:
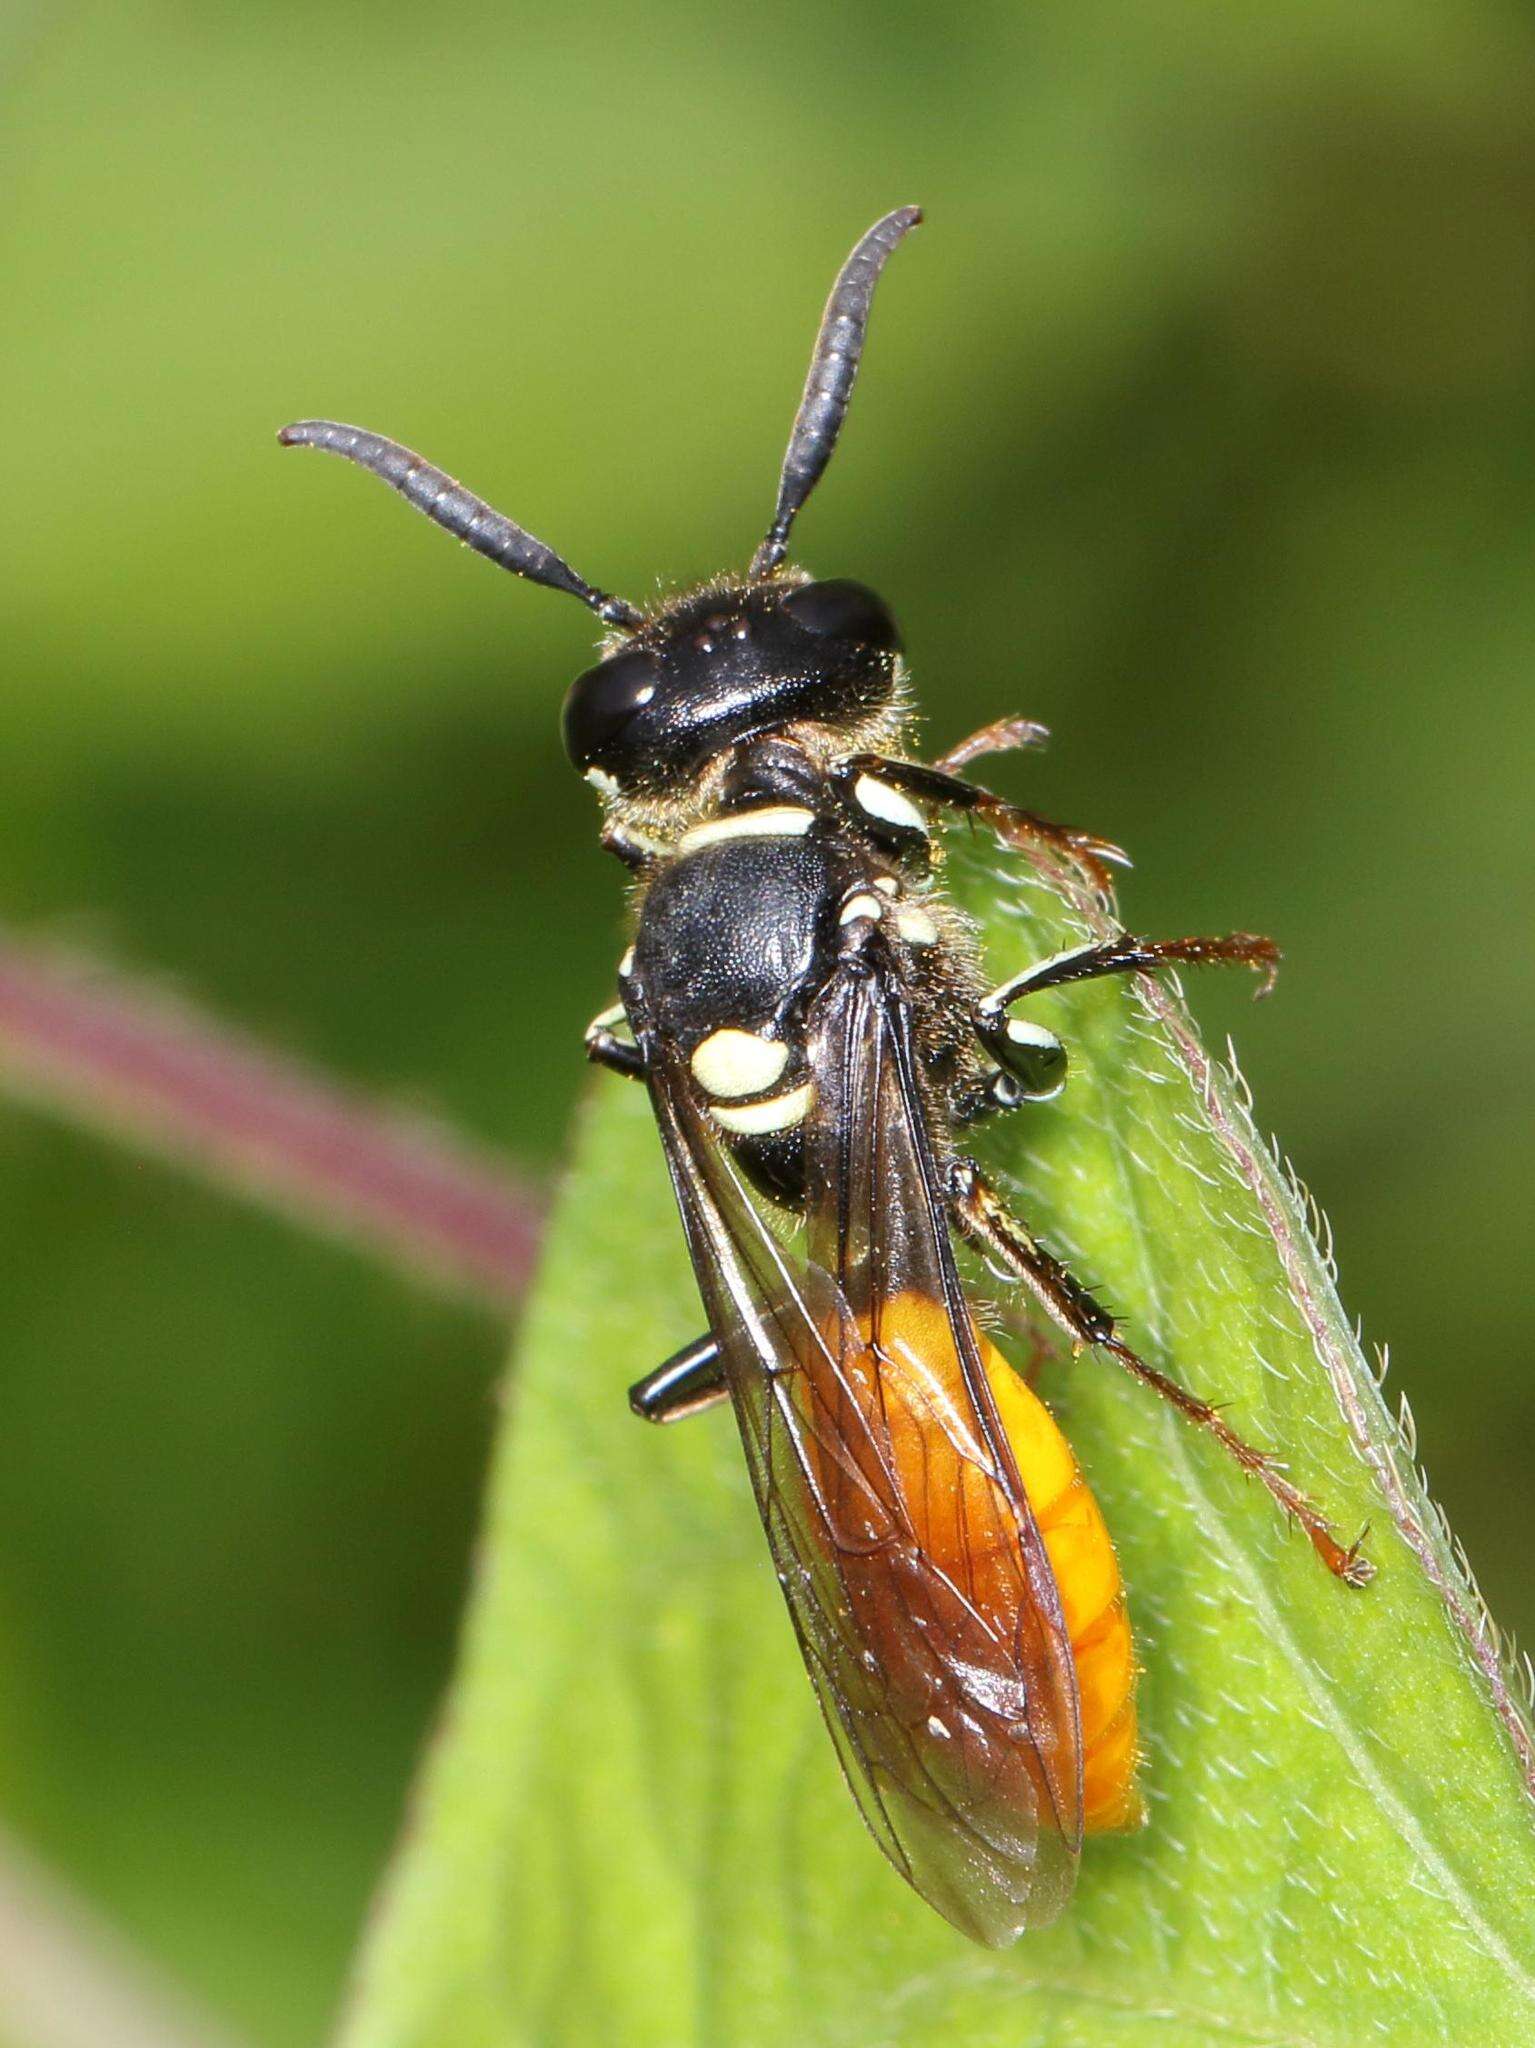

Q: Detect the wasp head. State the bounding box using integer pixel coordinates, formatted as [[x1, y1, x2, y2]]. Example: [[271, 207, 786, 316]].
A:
[[561, 576, 902, 797], [280, 208, 922, 806]]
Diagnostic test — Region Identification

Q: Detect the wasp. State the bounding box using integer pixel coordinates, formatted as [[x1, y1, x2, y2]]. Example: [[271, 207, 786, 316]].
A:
[[281, 206, 1372, 1947]]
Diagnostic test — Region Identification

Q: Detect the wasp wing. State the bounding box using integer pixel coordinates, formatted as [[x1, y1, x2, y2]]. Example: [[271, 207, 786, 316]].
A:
[[645, 947, 1082, 1945]]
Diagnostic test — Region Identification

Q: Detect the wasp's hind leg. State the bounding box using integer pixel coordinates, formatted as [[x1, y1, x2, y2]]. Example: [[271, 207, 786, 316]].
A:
[[585, 1003, 646, 1079], [946, 1159, 1374, 1588], [629, 1335, 727, 1423]]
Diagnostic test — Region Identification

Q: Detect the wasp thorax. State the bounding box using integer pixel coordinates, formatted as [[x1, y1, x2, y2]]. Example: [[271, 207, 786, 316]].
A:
[[560, 577, 902, 794]]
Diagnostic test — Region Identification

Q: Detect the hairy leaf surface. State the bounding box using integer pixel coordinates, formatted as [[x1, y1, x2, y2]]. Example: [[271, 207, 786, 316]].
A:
[[339, 832, 1535, 2048]]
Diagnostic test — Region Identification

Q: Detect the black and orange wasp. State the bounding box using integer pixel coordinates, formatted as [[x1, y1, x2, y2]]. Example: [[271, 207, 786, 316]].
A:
[[281, 207, 1371, 1946]]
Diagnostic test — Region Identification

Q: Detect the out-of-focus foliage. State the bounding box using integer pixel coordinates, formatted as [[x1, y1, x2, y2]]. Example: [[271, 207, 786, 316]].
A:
[[0, 2, 1532, 2042]]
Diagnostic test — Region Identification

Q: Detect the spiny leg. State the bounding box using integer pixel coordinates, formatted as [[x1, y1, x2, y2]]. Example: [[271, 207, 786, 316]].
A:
[[839, 750, 1129, 895], [629, 1334, 727, 1423], [947, 1159, 1374, 1587], [933, 713, 1050, 775]]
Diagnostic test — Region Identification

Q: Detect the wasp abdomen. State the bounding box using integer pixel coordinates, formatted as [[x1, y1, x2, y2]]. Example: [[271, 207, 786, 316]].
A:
[[836, 1292, 1142, 1838], [981, 1331, 1142, 1835]]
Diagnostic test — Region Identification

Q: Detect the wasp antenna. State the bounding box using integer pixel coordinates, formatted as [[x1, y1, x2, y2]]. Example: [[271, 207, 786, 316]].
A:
[[750, 206, 923, 582], [277, 420, 643, 629]]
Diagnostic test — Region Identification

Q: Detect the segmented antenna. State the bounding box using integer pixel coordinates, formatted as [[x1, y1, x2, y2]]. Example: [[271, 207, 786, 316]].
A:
[[277, 420, 642, 629], [751, 205, 923, 580]]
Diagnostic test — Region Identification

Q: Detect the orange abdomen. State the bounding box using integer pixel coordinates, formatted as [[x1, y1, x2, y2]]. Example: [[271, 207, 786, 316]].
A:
[[980, 1329, 1141, 1833], [870, 1293, 1142, 1834]]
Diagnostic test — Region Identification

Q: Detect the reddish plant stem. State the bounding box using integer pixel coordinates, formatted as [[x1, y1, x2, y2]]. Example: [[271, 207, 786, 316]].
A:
[[0, 930, 542, 1313]]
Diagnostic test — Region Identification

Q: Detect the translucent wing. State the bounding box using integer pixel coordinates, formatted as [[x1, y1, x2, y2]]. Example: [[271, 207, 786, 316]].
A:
[[643, 946, 1082, 1945]]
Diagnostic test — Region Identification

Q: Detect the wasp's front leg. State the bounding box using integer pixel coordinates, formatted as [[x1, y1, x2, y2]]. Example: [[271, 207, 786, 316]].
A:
[[839, 749, 1129, 894], [932, 712, 1050, 774], [600, 821, 668, 870], [947, 1158, 1374, 1588], [585, 1002, 646, 1079]]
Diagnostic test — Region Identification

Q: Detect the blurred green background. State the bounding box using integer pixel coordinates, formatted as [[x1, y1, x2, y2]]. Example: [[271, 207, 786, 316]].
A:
[[2, 2, 1533, 2042]]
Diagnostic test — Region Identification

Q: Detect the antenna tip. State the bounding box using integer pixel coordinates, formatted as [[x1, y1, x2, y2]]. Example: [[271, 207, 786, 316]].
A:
[[278, 419, 349, 451]]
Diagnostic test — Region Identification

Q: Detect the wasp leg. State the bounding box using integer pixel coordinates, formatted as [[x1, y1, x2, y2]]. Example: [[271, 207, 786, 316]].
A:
[[629, 1334, 727, 1423], [932, 713, 1050, 775], [953, 1068, 1038, 1124], [982, 931, 1281, 1015], [585, 1003, 646, 1079], [840, 750, 1129, 894], [600, 821, 669, 870], [960, 931, 1280, 1120], [947, 1158, 1374, 1588]]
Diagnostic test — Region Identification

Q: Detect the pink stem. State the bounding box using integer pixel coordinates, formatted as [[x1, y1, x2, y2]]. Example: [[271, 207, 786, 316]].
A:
[[0, 929, 542, 1313]]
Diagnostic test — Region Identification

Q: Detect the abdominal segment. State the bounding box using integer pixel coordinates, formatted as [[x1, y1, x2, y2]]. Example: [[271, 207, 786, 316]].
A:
[[814, 1290, 1141, 1836], [982, 1343, 1142, 1834]]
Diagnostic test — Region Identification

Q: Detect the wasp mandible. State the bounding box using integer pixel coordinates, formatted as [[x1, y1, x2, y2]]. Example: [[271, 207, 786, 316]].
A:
[[281, 206, 1372, 1947]]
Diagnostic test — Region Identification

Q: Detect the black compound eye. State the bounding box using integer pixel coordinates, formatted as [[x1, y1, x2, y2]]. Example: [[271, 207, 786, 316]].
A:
[[780, 579, 902, 654], [561, 646, 663, 774]]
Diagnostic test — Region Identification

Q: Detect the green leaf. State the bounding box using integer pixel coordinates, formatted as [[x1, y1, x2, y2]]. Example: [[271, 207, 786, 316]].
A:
[[338, 833, 1535, 2048]]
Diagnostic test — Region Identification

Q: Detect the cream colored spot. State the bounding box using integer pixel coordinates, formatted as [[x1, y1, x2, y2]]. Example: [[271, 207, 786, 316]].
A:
[[618, 946, 635, 978], [690, 1028, 789, 1101], [680, 805, 816, 851], [896, 905, 940, 945], [709, 1079, 815, 1135], [873, 875, 900, 896], [852, 773, 927, 835], [584, 766, 621, 798], [838, 892, 885, 926]]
